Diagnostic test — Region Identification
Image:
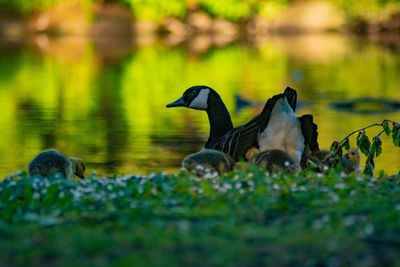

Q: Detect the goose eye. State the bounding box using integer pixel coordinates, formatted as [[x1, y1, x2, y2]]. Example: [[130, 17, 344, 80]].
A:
[[186, 90, 195, 99]]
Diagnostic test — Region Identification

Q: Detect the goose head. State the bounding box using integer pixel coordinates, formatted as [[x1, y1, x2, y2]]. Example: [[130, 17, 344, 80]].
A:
[[343, 147, 361, 165], [166, 85, 214, 111]]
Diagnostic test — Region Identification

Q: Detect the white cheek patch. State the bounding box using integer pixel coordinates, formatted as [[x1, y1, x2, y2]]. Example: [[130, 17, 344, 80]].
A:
[[189, 89, 210, 110]]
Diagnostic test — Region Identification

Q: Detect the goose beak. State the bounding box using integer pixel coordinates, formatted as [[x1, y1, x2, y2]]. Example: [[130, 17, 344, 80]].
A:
[[166, 97, 185, 108]]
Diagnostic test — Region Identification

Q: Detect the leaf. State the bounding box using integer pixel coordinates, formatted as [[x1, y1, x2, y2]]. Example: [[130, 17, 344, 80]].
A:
[[375, 144, 382, 157], [356, 131, 363, 143], [357, 131, 371, 156], [392, 124, 400, 147], [330, 141, 339, 152], [382, 120, 391, 136], [330, 141, 342, 159], [341, 138, 350, 150], [370, 144, 375, 158], [367, 154, 375, 168], [364, 154, 375, 176], [364, 162, 374, 176], [372, 136, 382, 157]]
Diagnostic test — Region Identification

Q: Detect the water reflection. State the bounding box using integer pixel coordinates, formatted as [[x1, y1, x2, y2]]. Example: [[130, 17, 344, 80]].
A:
[[0, 33, 399, 178]]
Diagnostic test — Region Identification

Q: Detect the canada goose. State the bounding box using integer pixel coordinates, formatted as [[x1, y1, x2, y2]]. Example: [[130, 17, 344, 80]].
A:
[[182, 149, 235, 176], [247, 147, 300, 174], [167, 85, 319, 164], [28, 150, 86, 179], [341, 147, 361, 174]]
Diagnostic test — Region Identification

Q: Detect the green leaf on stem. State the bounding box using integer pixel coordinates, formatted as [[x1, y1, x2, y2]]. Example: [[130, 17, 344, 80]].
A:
[[330, 141, 342, 159], [372, 136, 382, 157], [382, 120, 391, 136], [330, 141, 339, 152], [341, 138, 350, 150], [392, 124, 400, 147], [364, 154, 375, 176], [357, 131, 371, 156]]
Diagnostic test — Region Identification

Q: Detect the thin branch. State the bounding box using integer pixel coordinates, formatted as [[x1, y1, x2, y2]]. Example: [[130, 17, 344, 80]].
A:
[[338, 119, 400, 145], [339, 123, 382, 144], [385, 119, 400, 126], [376, 129, 385, 138]]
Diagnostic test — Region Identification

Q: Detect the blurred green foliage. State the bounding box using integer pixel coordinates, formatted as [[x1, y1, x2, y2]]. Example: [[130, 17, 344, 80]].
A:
[[120, 0, 289, 21], [0, 0, 60, 13], [120, 0, 187, 20], [195, 0, 252, 20], [0, 0, 93, 14], [1, 0, 400, 22], [333, 0, 400, 20]]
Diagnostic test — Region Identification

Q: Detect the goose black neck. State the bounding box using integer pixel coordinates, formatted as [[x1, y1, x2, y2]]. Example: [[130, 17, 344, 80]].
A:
[[205, 94, 233, 147]]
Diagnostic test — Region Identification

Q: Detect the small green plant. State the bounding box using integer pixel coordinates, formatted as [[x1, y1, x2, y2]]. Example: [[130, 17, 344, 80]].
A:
[[331, 119, 400, 175]]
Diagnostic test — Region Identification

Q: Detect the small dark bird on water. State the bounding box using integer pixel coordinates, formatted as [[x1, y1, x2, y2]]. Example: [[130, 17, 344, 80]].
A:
[[182, 149, 235, 176], [28, 150, 86, 179]]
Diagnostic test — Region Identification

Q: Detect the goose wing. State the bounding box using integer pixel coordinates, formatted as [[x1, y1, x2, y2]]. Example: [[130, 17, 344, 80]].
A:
[[299, 114, 319, 152], [284, 87, 297, 112], [212, 114, 262, 160], [259, 87, 297, 131], [212, 88, 298, 161]]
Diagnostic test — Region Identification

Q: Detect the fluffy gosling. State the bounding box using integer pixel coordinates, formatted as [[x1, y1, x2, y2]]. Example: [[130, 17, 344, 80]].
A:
[[28, 150, 86, 179], [341, 147, 361, 174], [248, 148, 300, 174], [182, 149, 235, 176], [303, 150, 336, 171]]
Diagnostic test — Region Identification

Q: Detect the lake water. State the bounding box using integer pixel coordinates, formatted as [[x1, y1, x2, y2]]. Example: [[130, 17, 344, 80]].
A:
[[0, 33, 400, 178]]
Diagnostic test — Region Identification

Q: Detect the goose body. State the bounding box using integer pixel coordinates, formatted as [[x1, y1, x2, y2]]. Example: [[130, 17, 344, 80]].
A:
[[182, 149, 235, 176], [167, 85, 318, 163], [28, 150, 86, 179], [258, 97, 305, 163]]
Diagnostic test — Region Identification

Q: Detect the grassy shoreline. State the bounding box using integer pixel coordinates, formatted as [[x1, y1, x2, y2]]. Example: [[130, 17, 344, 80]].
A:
[[1, 168, 400, 265]]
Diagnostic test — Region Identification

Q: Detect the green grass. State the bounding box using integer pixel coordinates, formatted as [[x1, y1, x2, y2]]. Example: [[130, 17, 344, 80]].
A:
[[1, 167, 400, 266]]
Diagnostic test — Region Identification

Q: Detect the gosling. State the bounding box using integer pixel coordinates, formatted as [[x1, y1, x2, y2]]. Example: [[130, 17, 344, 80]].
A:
[[247, 148, 300, 174], [28, 150, 86, 179], [182, 149, 235, 176], [303, 150, 335, 171], [341, 147, 361, 174]]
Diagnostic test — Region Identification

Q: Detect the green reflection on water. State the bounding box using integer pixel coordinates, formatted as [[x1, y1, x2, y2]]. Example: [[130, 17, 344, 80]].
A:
[[0, 34, 400, 178]]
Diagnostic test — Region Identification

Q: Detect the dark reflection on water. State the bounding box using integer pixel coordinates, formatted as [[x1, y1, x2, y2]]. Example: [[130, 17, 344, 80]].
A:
[[0, 34, 400, 178]]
